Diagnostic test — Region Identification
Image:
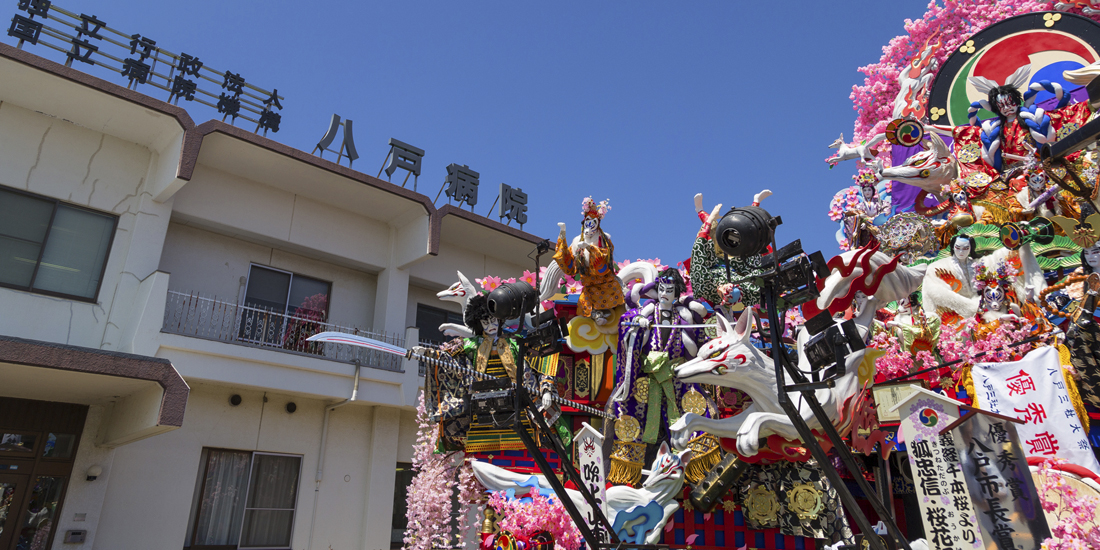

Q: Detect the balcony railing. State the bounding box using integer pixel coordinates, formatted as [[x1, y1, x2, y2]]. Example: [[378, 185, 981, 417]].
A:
[[162, 290, 405, 372]]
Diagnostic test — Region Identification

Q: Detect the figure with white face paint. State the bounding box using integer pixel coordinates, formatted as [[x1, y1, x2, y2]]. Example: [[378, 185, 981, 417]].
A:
[[1012, 170, 1079, 222], [428, 293, 564, 453], [553, 197, 625, 325], [921, 234, 982, 323], [613, 268, 711, 447]]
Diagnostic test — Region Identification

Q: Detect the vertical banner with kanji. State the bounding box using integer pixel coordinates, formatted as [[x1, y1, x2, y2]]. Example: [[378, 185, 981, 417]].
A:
[[893, 388, 984, 550], [969, 346, 1100, 475], [576, 422, 608, 540], [947, 412, 1051, 549]]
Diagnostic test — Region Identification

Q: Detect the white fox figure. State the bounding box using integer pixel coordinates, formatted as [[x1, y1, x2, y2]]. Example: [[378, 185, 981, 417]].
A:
[[470, 441, 690, 544]]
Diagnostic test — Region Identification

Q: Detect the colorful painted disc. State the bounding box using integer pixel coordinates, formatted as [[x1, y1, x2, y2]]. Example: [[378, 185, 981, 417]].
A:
[[885, 118, 924, 147]]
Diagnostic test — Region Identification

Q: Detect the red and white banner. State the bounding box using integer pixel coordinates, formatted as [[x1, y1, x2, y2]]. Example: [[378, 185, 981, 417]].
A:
[[970, 346, 1100, 475]]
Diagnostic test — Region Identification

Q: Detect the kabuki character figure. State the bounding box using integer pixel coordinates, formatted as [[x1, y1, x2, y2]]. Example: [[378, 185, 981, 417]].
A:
[[922, 234, 981, 324], [927, 64, 1091, 179], [431, 294, 564, 453], [614, 268, 710, 445], [1011, 169, 1079, 222], [842, 173, 891, 248], [554, 197, 625, 324]]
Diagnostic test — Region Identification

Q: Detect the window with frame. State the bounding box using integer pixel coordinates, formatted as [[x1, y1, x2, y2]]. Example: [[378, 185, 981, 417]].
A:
[[415, 303, 463, 345], [239, 265, 331, 348], [0, 186, 117, 301], [185, 449, 302, 550]]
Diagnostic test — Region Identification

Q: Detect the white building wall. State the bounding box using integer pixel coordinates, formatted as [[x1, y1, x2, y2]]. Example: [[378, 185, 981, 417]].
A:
[[0, 101, 171, 351], [89, 382, 399, 550], [159, 222, 380, 332], [172, 164, 394, 273]]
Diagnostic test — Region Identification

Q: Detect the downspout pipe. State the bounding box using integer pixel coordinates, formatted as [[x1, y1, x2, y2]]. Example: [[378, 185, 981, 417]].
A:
[[307, 360, 360, 549]]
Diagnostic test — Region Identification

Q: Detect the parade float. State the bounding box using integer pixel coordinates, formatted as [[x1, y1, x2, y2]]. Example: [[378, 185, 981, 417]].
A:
[[310, 2, 1100, 548]]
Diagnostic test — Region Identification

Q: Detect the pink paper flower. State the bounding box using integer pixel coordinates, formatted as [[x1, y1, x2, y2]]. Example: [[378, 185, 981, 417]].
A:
[[520, 270, 538, 286], [477, 275, 502, 292]]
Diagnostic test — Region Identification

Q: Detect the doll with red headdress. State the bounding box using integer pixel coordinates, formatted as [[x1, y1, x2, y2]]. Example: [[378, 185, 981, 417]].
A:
[[553, 197, 625, 325]]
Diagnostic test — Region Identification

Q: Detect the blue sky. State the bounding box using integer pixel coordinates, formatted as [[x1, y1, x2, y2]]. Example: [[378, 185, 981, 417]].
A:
[[3, 0, 929, 269]]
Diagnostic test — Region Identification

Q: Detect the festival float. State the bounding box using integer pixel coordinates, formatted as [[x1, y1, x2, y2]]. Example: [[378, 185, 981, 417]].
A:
[[310, 2, 1100, 548]]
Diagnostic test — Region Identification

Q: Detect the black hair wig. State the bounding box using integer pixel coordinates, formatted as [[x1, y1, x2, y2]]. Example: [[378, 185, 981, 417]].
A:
[[948, 234, 979, 259], [464, 294, 491, 336]]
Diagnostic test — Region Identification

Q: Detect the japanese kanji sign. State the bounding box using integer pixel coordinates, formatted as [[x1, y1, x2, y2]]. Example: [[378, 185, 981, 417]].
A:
[[893, 388, 984, 550], [6, 1, 283, 132], [575, 422, 608, 542], [969, 346, 1100, 475], [944, 411, 1051, 550]]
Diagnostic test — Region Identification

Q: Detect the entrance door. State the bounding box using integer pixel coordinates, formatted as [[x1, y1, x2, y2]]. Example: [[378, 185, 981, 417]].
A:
[[0, 474, 29, 550], [0, 399, 87, 550]]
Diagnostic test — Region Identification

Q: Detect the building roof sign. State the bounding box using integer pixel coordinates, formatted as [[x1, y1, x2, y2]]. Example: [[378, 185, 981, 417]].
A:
[[6, 0, 285, 134]]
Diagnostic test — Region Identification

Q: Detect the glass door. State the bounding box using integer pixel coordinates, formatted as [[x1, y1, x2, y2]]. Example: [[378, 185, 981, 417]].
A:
[[12, 476, 65, 550], [0, 474, 28, 550]]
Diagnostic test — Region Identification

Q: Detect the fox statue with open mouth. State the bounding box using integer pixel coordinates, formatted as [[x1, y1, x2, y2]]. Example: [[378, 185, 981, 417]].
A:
[[670, 245, 925, 459]]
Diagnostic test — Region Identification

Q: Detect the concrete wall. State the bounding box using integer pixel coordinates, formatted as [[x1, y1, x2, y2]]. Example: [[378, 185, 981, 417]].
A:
[[160, 222, 379, 331], [0, 101, 171, 351], [87, 382, 405, 550], [172, 164, 394, 274]]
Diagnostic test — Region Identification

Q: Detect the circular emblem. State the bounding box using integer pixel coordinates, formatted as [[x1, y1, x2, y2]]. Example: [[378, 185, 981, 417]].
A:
[[927, 12, 1100, 127], [957, 141, 981, 164], [745, 486, 781, 526], [788, 482, 825, 520], [919, 407, 940, 428], [530, 531, 554, 550], [963, 171, 992, 189], [682, 387, 707, 415], [885, 118, 925, 147], [614, 414, 641, 442], [492, 531, 517, 550], [633, 378, 649, 402], [1000, 221, 1023, 249]]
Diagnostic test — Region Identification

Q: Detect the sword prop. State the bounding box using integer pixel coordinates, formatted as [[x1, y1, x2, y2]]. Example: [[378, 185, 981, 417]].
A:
[[307, 331, 613, 419], [1027, 186, 1061, 210], [621, 322, 715, 329]]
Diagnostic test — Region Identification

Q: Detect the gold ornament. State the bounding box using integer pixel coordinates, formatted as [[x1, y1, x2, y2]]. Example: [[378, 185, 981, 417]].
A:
[[722, 500, 738, 513], [1058, 122, 1080, 141], [682, 387, 707, 415], [614, 414, 641, 442], [574, 360, 591, 398], [633, 378, 649, 402], [957, 141, 981, 164], [744, 486, 781, 526], [787, 482, 824, 521], [963, 171, 992, 189]]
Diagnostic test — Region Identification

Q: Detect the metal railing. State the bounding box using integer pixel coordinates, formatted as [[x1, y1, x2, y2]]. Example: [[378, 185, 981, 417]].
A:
[[162, 290, 405, 372]]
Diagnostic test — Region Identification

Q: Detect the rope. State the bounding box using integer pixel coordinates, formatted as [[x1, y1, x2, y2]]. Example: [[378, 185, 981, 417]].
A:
[[414, 349, 614, 419]]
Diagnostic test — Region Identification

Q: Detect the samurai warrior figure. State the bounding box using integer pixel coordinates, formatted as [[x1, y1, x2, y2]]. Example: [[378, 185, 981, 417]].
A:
[[425, 293, 565, 452], [614, 268, 710, 445]]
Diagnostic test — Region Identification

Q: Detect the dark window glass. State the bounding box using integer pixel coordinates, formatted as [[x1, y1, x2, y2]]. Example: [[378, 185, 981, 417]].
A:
[[416, 303, 463, 345], [0, 187, 115, 300], [42, 433, 76, 459], [391, 462, 415, 547], [186, 450, 302, 550], [243, 267, 292, 313], [0, 433, 35, 454]]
